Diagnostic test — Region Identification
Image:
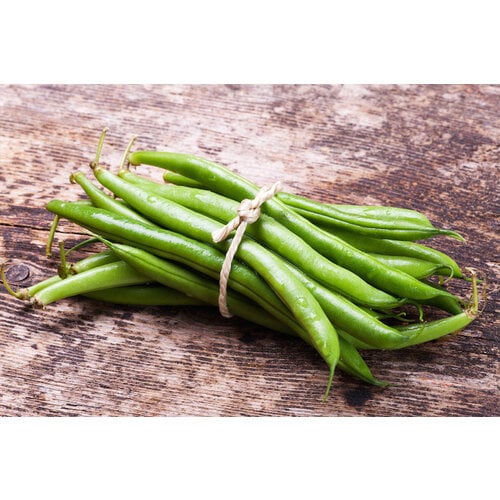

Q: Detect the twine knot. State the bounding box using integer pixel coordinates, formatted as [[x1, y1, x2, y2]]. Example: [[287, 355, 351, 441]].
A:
[[212, 181, 283, 317], [237, 198, 262, 224]]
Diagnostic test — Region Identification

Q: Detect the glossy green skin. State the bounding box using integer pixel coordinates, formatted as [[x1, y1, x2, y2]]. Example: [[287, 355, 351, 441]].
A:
[[45, 201, 340, 376], [318, 227, 463, 278], [128, 151, 460, 305], [367, 254, 452, 279], [71, 171, 154, 226], [84, 285, 204, 306], [119, 171, 465, 317], [337, 337, 387, 386], [69, 249, 118, 274], [118, 170, 401, 309], [290, 206, 445, 240], [339, 311, 475, 350], [113, 171, 425, 348], [20, 249, 119, 298], [283, 199, 461, 240], [277, 194, 435, 230], [121, 172, 464, 314], [32, 260, 150, 306], [164, 170, 463, 279]]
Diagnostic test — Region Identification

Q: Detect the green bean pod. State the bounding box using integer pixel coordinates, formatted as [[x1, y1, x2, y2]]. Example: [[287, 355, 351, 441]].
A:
[[84, 285, 205, 306], [367, 254, 453, 279], [290, 206, 457, 240], [341, 311, 477, 351], [278, 193, 463, 240], [14, 249, 119, 299], [83, 284, 206, 306], [31, 260, 151, 307], [318, 227, 464, 278], [70, 171, 155, 226], [337, 337, 388, 386], [279, 193, 436, 229]]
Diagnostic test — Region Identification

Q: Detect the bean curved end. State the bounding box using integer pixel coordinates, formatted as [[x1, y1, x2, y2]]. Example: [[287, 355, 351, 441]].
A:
[[446, 230, 466, 242], [373, 379, 391, 388]]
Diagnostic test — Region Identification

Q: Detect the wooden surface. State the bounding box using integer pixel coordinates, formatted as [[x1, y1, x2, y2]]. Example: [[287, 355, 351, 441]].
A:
[[0, 84, 498, 416]]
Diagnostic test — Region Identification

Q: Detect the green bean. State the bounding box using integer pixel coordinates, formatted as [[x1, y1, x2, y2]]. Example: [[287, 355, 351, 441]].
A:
[[367, 253, 453, 279], [70, 171, 155, 226], [280, 194, 436, 230], [277, 192, 463, 240], [137, 173, 461, 314], [313, 204, 434, 227], [83, 285, 205, 306], [30, 260, 151, 307], [337, 337, 388, 386], [164, 171, 204, 188], [416, 282, 465, 315], [343, 311, 477, 351], [290, 206, 460, 240], [119, 177, 460, 316], [10, 249, 119, 299], [117, 169, 402, 309], [395, 311, 476, 347], [316, 227, 464, 279], [156, 170, 465, 280], [68, 249, 118, 274], [127, 151, 462, 307]]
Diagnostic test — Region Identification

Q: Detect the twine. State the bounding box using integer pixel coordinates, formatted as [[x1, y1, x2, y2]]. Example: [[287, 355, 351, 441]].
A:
[[212, 181, 283, 317]]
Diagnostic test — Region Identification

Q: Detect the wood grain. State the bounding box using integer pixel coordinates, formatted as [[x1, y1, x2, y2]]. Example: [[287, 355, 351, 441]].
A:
[[0, 84, 498, 416]]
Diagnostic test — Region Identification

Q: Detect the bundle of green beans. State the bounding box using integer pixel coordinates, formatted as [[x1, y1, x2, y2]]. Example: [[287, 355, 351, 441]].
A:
[[2, 133, 481, 400]]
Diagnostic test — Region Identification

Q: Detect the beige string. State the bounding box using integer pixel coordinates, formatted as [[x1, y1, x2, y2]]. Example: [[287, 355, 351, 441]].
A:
[[212, 181, 283, 317]]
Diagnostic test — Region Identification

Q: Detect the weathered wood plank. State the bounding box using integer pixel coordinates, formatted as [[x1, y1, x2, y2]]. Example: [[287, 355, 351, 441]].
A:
[[0, 84, 498, 416]]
